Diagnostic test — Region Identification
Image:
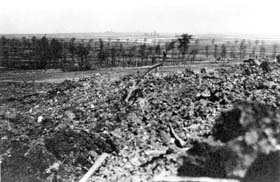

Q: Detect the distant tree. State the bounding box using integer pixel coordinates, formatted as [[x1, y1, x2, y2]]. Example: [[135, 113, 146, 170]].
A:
[[259, 41, 266, 57], [205, 45, 209, 59], [128, 46, 137, 66], [0, 36, 8, 59], [221, 44, 227, 60], [190, 49, 198, 62], [31, 36, 37, 52], [98, 38, 108, 67], [77, 43, 90, 69], [118, 42, 125, 66], [252, 46, 256, 58], [86, 39, 93, 52], [9, 38, 20, 58], [139, 43, 147, 66], [165, 40, 177, 63], [230, 45, 236, 59], [50, 39, 63, 66], [234, 39, 239, 47], [69, 38, 76, 63], [260, 46, 266, 57], [194, 39, 200, 61], [214, 44, 218, 59], [255, 40, 259, 46], [242, 45, 247, 59], [147, 46, 154, 64], [36, 36, 50, 69], [177, 34, 192, 64], [155, 44, 162, 62], [248, 40, 252, 47], [211, 39, 215, 45], [239, 39, 246, 59], [195, 39, 200, 46], [110, 46, 117, 67], [21, 37, 28, 51]]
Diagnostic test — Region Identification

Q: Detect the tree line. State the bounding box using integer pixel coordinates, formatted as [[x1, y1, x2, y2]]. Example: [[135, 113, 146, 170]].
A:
[[0, 34, 278, 70]]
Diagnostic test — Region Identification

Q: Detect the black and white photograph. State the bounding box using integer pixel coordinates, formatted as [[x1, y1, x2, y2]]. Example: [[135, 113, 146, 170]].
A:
[[0, 0, 280, 181]]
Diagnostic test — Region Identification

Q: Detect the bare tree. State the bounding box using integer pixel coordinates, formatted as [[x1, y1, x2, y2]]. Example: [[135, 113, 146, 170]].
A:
[[221, 44, 227, 60], [234, 39, 239, 47], [205, 45, 209, 59], [155, 44, 162, 63], [260, 46, 266, 58], [260, 41, 266, 58], [190, 49, 198, 62], [69, 38, 76, 63], [165, 40, 176, 62], [255, 40, 259, 46], [214, 44, 218, 59], [252, 46, 256, 58], [230, 45, 236, 59], [239, 39, 246, 59], [138, 43, 147, 66], [177, 34, 192, 65], [211, 39, 215, 45]]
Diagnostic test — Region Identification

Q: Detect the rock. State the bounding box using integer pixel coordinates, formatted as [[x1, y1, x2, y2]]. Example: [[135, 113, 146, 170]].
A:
[[243, 58, 254, 64], [64, 110, 76, 120], [243, 58, 261, 66], [260, 61, 273, 73], [262, 81, 276, 89], [201, 67, 208, 74], [37, 115, 44, 123], [185, 67, 195, 75], [253, 59, 261, 66]]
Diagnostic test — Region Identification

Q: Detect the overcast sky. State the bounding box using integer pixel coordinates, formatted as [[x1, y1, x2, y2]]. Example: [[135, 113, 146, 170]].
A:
[[1, 0, 280, 35]]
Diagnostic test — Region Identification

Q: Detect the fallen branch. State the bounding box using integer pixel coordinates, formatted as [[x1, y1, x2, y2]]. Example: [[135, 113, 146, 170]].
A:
[[124, 63, 163, 104], [168, 124, 186, 148], [144, 149, 168, 156], [79, 153, 109, 182], [153, 176, 240, 182], [124, 80, 138, 104], [7, 91, 45, 102], [139, 62, 164, 81]]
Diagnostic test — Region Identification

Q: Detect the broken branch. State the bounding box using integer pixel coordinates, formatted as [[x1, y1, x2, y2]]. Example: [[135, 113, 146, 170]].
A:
[[168, 124, 186, 148], [79, 153, 109, 182], [124, 63, 163, 104]]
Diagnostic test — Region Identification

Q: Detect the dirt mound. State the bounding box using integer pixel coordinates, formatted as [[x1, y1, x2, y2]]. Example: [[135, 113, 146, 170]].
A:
[[2, 63, 280, 181]]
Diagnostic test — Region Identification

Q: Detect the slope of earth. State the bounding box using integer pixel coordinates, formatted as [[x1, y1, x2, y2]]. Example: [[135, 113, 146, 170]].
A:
[[1, 62, 280, 182]]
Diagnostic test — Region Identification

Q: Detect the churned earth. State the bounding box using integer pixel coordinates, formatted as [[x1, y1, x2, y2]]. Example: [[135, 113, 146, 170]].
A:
[[1, 61, 280, 182]]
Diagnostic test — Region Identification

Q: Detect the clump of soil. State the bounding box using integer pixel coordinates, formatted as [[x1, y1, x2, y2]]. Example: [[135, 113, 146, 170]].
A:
[[179, 101, 280, 180]]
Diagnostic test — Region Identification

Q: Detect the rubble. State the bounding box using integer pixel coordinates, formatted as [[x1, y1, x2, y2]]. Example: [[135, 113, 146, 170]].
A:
[[1, 62, 280, 181]]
